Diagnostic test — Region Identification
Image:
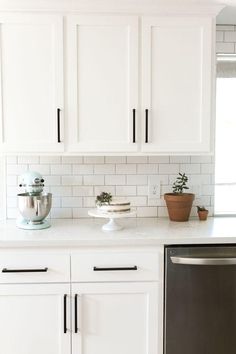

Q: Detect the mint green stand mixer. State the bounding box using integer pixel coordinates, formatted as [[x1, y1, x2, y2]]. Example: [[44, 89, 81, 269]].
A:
[[16, 171, 52, 230]]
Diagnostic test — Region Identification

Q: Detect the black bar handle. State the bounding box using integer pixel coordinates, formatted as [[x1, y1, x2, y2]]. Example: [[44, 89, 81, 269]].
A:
[[57, 108, 61, 143], [75, 294, 78, 333], [2, 267, 48, 273], [93, 266, 138, 272], [64, 294, 67, 334], [132, 109, 136, 143], [145, 109, 149, 143]]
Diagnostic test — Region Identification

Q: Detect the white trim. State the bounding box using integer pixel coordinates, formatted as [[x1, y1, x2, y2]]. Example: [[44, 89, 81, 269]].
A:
[[0, 155, 6, 220], [0, 1, 224, 16]]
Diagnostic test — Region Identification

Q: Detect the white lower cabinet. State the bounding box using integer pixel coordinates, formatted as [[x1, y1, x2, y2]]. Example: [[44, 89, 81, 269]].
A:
[[71, 282, 159, 354], [0, 283, 70, 354], [0, 249, 162, 354]]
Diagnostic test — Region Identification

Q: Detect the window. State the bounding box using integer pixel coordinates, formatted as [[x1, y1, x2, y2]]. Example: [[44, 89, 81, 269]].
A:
[[215, 54, 236, 214]]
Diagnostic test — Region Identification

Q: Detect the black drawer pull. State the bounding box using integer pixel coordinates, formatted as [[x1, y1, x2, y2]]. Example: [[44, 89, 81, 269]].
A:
[[2, 267, 48, 273], [93, 266, 138, 272], [75, 294, 78, 333], [64, 294, 67, 334], [57, 108, 61, 143], [133, 109, 136, 143]]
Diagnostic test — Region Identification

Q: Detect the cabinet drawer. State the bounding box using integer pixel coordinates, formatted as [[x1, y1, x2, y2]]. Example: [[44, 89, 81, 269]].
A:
[[71, 251, 160, 282], [0, 254, 70, 283]]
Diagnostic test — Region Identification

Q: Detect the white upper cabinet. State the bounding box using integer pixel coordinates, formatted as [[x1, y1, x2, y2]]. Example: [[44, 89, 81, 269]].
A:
[[141, 16, 213, 153], [66, 15, 139, 153], [0, 14, 64, 153]]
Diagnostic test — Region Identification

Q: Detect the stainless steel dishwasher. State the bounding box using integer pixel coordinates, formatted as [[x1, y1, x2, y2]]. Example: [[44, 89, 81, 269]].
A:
[[165, 245, 236, 354]]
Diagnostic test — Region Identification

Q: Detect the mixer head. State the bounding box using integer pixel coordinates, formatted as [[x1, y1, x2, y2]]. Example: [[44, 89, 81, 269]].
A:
[[19, 171, 45, 195]]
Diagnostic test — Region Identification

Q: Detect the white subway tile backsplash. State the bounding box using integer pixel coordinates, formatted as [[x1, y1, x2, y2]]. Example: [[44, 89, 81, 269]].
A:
[[116, 186, 137, 196], [216, 42, 234, 53], [94, 164, 115, 174], [137, 164, 158, 174], [7, 164, 28, 175], [73, 164, 93, 175], [224, 31, 236, 42], [61, 197, 83, 208], [84, 156, 104, 164], [217, 25, 234, 31], [105, 175, 125, 185], [148, 156, 169, 163], [40, 156, 61, 164], [116, 164, 136, 174], [50, 186, 72, 197], [190, 156, 212, 163], [73, 186, 94, 196], [105, 156, 126, 163], [201, 164, 214, 174], [61, 156, 83, 164], [62, 176, 83, 186], [51, 164, 72, 175], [180, 163, 201, 174], [18, 156, 39, 164], [127, 175, 147, 185], [137, 186, 148, 195], [44, 176, 61, 186], [127, 156, 148, 163], [6, 152, 214, 218], [84, 175, 104, 186], [83, 197, 96, 208], [5, 152, 215, 219], [159, 164, 179, 174], [137, 207, 157, 217], [72, 208, 91, 218], [94, 186, 116, 196], [30, 164, 51, 175], [6, 156, 17, 164], [51, 208, 72, 219], [216, 31, 224, 42], [170, 156, 190, 163], [6, 176, 17, 186]]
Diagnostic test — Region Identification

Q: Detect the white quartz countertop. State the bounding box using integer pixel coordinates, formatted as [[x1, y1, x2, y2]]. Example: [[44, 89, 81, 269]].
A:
[[0, 217, 236, 248]]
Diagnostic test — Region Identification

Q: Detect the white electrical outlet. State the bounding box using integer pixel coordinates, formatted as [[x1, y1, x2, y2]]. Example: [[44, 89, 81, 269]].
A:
[[148, 176, 161, 199]]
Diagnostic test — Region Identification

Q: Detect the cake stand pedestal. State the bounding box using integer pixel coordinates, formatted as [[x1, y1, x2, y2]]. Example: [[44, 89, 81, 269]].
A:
[[88, 209, 136, 231]]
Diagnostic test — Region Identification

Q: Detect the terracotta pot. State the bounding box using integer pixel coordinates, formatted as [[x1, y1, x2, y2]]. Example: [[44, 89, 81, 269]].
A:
[[198, 210, 208, 221], [164, 193, 195, 222]]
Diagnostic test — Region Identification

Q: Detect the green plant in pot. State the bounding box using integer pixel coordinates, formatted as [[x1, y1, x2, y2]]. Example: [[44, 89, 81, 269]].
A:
[[164, 173, 195, 222], [197, 205, 209, 221]]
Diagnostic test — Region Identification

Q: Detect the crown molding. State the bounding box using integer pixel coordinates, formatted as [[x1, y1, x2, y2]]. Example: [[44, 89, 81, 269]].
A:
[[0, 0, 225, 16]]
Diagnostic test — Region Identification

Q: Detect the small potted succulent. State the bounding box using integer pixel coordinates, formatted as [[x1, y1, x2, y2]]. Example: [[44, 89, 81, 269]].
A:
[[164, 173, 195, 222], [197, 206, 209, 221]]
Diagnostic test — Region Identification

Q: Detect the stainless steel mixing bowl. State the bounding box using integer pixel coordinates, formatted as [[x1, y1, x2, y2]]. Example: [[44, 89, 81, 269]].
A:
[[18, 193, 52, 224]]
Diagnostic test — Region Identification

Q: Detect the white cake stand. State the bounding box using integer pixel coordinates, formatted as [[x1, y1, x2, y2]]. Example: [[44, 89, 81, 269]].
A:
[[88, 209, 136, 231]]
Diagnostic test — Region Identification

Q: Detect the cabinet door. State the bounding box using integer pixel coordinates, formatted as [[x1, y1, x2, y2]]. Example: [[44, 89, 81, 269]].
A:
[[72, 282, 159, 354], [66, 15, 138, 152], [0, 283, 70, 354], [142, 17, 213, 153], [0, 14, 64, 153]]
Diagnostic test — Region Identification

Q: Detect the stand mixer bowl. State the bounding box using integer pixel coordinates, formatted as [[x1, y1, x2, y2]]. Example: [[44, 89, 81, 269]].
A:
[[18, 193, 52, 224]]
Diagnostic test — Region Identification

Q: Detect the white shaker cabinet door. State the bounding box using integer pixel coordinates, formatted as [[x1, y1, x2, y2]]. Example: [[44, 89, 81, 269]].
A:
[[66, 15, 138, 153], [142, 17, 213, 153], [0, 14, 64, 153], [72, 282, 159, 354], [0, 283, 70, 354]]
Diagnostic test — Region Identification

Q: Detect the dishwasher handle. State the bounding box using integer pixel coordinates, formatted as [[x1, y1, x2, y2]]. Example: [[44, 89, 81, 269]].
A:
[[170, 256, 236, 265]]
